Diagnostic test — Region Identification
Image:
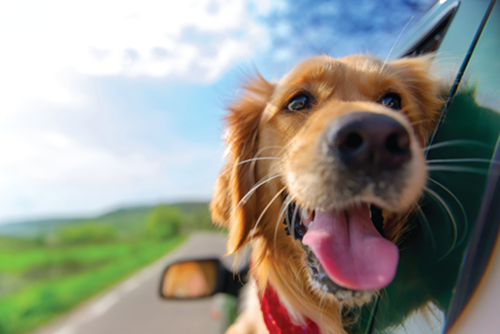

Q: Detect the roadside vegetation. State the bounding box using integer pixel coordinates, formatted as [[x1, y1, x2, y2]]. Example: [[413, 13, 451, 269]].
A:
[[0, 202, 212, 334]]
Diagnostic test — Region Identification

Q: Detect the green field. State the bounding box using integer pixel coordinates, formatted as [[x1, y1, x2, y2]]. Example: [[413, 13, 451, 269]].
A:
[[0, 202, 213, 334]]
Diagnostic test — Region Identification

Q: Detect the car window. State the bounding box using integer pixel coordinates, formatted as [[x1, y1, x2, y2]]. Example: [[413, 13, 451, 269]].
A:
[[349, 1, 500, 333], [440, 0, 500, 330]]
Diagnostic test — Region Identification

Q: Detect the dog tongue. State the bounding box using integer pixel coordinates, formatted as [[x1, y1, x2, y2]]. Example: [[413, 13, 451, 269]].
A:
[[302, 204, 399, 291]]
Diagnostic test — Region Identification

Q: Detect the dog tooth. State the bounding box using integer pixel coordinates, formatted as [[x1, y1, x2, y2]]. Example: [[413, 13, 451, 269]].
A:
[[301, 207, 311, 220]]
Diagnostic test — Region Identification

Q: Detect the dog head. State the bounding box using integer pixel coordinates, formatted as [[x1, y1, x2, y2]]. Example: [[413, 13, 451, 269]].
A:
[[211, 54, 444, 329]]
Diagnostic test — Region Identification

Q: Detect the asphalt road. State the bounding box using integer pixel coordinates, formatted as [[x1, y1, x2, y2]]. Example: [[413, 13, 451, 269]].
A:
[[32, 232, 235, 334]]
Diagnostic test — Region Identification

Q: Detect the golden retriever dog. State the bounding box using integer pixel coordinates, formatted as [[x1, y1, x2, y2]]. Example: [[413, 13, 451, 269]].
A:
[[210, 54, 444, 334]]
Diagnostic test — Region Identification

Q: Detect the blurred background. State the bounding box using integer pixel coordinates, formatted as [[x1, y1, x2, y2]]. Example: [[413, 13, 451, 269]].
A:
[[0, 1, 437, 333]]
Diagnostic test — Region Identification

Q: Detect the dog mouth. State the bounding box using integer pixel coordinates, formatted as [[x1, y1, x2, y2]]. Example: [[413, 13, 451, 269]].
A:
[[284, 201, 399, 301]]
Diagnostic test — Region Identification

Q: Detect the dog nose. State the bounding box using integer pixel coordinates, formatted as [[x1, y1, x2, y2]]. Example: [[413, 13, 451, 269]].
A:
[[326, 112, 411, 171]]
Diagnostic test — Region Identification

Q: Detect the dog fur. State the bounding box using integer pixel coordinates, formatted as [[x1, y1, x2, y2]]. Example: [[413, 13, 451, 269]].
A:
[[211, 54, 444, 334]]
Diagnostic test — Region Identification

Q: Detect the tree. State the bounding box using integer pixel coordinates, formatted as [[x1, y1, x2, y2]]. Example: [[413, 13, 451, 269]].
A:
[[55, 223, 117, 245], [145, 205, 182, 240]]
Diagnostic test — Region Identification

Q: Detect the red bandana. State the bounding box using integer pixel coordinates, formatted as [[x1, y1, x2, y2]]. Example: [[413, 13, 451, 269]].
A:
[[260, 286, 321, 334]]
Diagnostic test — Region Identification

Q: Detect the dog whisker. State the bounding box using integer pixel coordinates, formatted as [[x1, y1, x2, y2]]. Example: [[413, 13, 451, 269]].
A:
[[238, 173, 283, 207], [423, 139, 492, 152], [379, 288, 388, 305], [384, 68, 409, 79], [427, 178, 468, 247], [217, 157, 281, 179], [250, 157, 281, 181], [427, 158, 496, 165], [427, 166, 488, 175], [380, 16, 414, 72], [255, 146, 287, 156], [372, 292, 384, 325], [416, 205, 437, 250], [245, 157, 280, 180], [218, 148, 285, 180], [274, 194, 294, 254], [423, 186, 458, 260], [238, 157, 281, 165], [251, 146, 286, 180], [250, 187, 286, 245], [365, 293, 382, 333]]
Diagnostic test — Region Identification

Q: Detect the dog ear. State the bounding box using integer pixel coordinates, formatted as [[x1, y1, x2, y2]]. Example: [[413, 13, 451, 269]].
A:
[[390, 55, 446, 144], [210, 74, 274, 254]]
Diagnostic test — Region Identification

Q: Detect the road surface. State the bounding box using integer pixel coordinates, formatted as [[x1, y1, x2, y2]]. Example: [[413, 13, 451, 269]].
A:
[[32, 232, 236, 334]]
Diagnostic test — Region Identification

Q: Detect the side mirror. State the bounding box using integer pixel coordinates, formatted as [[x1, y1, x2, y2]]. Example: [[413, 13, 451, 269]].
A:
[[159, 258, 247, 299]]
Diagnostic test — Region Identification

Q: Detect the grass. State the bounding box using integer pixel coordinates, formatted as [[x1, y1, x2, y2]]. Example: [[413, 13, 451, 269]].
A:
[[0, 236, 185, 334], [0, 202, 214, 334]]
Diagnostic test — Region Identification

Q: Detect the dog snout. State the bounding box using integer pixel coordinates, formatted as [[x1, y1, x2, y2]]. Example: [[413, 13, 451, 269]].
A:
[[326, 112, 411, 172]]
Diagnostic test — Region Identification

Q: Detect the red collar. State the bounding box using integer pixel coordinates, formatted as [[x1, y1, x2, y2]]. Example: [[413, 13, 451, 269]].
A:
[[260, 286, 320, 334]]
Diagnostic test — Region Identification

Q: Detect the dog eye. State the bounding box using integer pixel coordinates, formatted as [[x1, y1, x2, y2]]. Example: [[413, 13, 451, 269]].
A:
[[287, 94, 310, 112], [381, 93, 402, 110]]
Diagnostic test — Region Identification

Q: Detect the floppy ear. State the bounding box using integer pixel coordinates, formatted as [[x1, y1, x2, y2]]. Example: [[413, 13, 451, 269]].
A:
[[210, 74, 274, 254]]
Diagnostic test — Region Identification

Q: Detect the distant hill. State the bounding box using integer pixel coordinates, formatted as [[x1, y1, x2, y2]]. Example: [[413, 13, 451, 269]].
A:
[[0, 202, 211, 238]]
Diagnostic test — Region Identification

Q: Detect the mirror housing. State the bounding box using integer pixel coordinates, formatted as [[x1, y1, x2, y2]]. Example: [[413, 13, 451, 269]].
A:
[[159, 258, 247, 299]]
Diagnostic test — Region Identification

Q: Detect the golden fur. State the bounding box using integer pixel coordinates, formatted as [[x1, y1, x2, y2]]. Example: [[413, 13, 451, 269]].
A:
[[211, 55, 444, 334]]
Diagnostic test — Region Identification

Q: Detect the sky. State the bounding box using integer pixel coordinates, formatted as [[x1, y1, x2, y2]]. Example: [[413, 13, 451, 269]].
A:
[[0, 0, 437, 223]]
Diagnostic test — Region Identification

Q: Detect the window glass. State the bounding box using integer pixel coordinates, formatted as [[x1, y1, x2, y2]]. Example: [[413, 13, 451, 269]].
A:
[[350, 1, 500, 333]]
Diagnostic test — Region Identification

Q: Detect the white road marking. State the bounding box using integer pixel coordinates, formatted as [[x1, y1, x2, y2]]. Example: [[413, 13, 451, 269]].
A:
[[52, 325, 76, 334], [89, 292, 121, 317], [34, 232, 228, 334]]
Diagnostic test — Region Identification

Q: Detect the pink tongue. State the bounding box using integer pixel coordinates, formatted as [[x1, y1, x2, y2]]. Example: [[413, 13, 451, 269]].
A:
[[302, 205, 399, 290]]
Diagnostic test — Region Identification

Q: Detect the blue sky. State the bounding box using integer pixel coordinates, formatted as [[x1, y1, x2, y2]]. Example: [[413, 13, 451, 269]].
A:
[[0, 0, 436, 222]]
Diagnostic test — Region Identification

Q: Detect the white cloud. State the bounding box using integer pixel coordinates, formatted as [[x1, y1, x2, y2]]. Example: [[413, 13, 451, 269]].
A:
[[0, 0, 273, 140], [0, 0, 436, 222], [0, 0, 272, 221], [0, 0, 270, 87], [0, 123, 222, 221]]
